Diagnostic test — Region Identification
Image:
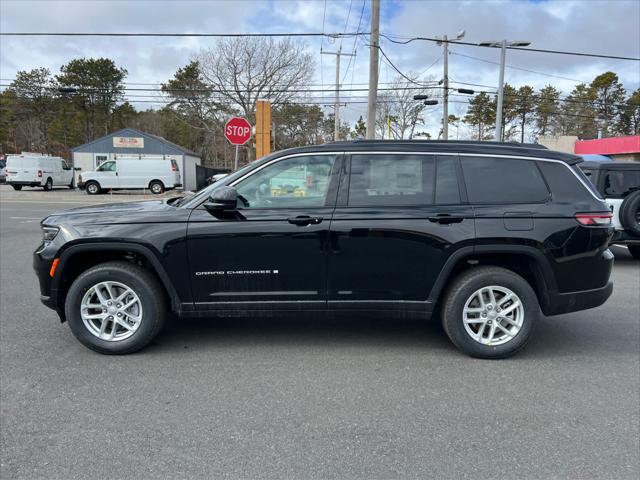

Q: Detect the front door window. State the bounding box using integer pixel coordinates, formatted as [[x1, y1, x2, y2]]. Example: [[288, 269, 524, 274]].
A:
[[235, 155, 337, 209]]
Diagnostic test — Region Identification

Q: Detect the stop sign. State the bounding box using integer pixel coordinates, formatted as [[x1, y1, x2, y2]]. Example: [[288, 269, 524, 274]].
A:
[[224, 117, 252, 145]]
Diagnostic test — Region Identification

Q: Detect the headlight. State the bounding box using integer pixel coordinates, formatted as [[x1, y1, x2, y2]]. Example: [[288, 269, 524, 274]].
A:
[[42, 226, 60, 242]]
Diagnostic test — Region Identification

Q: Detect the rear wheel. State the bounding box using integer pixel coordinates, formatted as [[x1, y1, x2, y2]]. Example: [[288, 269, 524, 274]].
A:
[[441, 266, 538, 359], [85, 181, 101, 195], [628, 245, 640, 260], [43, 177, 53, 191], [149, 180, 164, 194], [64, 261, 167, 354], [11, 184, 22, 191]]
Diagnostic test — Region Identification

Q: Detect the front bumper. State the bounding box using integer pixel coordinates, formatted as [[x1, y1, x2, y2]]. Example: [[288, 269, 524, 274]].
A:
[[33, 244, 65, 321]]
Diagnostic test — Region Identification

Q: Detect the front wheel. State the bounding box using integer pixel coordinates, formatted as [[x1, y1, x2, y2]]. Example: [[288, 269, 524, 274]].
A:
[[441, 266, 538, 359], [85, 181, 101, 195], [64, 261, 167, 354], [628, 245, 640, 260]]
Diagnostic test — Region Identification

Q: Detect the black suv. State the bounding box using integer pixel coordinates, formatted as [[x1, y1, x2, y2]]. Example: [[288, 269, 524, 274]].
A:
[[34, 141, 614, 358], [578, 161, 640, 259]]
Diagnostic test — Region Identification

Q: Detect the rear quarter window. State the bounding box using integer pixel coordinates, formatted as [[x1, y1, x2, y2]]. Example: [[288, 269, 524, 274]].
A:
[[461, 157, 549, 204], [540, 162, 600, 201]]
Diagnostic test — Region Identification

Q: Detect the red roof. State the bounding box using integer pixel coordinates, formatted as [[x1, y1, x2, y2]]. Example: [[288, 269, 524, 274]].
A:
[[574, 135, 640, 155]]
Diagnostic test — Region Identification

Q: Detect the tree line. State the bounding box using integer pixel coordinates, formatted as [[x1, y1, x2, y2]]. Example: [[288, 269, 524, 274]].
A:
[[1, 36, 638, 168], [461, 72, 640, 142]]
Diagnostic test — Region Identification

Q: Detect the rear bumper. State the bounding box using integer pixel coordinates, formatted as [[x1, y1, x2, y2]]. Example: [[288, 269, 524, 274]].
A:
[[8, 181, 41, 187], [611, 230, 640, 245], [544, 281, 613, 316]]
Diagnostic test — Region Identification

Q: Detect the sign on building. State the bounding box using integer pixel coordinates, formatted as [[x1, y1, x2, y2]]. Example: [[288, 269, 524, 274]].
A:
[[113, 136, 144, 148]]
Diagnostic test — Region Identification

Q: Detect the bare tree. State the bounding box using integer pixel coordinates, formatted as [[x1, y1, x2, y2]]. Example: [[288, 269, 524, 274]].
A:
[[198, 37, 314, 120], [374, 74, 435, 139]]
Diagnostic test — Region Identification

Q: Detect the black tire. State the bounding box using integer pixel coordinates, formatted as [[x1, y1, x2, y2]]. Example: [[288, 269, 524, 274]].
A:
[[441, 266, 539, 359], [64, 261, 167, 354], [85, 181, 101, 195], [43, 177, 53, 191], [620, 190, 640, 236], [149, 180, 165, 194], [628, 245, 640, 260], [11, 184, 22, 191]]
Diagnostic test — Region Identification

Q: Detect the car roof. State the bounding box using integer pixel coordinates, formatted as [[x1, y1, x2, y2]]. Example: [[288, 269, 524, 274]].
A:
[[272, 140, 583, 164], [578, 161, 640, 170]]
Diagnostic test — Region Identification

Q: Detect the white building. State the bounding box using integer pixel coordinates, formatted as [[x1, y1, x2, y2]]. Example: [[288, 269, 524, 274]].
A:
[[71, 128, 202, 190]]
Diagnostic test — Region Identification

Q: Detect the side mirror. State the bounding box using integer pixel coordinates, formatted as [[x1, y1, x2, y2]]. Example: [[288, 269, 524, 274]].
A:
[[204, 186, 238, 213]]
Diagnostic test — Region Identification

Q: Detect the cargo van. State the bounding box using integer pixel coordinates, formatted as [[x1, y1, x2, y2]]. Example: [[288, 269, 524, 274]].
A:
[[78, 158, 181, 194], [5, 153, 73, 191]]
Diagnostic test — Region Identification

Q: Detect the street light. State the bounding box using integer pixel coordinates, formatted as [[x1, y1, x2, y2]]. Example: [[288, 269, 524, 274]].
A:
[[58, 87, 78, 188], [479, 39, 531, 141]]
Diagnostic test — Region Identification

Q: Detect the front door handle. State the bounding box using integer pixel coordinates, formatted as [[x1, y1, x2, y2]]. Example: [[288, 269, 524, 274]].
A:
[[428, 214, 464, 224], [288, 215, 323, 226]]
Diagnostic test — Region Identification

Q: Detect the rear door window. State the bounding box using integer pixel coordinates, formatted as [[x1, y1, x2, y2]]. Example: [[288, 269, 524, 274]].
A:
[[348, 154, 435, 206], [602, 170, 640, 198], [461, 157, 549, 203]]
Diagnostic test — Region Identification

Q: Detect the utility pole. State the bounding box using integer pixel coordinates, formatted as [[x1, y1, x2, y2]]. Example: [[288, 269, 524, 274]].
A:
[[322, 47, 355, 141], [366, 0, 380, 139], [479, 39, 531, 141], [495, 40, 507, 142], [436, 30, 465, 140], [442, 35, 449, 140]]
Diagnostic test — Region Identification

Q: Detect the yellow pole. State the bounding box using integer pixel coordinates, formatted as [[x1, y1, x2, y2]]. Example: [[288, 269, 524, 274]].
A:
[[387, 113, 391, 139], [256, 100, 271, 158]]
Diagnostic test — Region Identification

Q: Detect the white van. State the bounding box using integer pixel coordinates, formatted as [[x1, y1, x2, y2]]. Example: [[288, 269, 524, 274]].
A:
[[5, 153, 73, 191], [79, 158, 181, 195]]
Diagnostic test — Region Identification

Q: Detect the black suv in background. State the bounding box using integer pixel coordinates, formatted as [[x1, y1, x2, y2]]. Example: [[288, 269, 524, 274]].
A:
[[34, 141, 614, 358], [579, 161, 640, 259]]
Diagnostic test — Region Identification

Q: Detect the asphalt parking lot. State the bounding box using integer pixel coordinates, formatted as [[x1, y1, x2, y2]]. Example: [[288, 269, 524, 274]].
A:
[[1, 184, 639, 480]]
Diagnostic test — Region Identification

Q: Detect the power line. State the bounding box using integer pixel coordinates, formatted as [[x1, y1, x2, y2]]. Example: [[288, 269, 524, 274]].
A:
[[377, 45, 433, 87], [2, 29, 637, 61], [451, 51, 589, 84], [341, 0, 367, 84], [0, 31, 366, 39], [379, 33, 640, 62]]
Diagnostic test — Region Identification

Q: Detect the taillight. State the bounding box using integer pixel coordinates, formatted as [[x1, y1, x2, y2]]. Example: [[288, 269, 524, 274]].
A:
[[37, 169, 43, 178], [575, 212, 612, 226], [171, 162, 177, 172]]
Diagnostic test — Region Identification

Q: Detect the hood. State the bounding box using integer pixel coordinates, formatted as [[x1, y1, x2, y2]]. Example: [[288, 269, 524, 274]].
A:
[[51, 199, 169, 216], [42, 199, 189, 230]]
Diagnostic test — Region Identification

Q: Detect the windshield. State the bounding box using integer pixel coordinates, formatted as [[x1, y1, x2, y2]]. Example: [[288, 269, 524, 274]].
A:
[[177, 157, 267, 208]]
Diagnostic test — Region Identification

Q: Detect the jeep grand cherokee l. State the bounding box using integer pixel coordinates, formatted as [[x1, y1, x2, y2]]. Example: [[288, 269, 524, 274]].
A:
[[34, 140, 614, 358]]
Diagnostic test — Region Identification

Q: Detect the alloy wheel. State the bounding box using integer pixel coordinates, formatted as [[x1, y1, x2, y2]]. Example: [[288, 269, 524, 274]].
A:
[[462, 285, 524, 346], [80, 281, 143, 341]]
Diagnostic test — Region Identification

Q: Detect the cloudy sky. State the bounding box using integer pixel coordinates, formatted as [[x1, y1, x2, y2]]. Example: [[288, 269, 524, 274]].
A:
[[1, 0, 639, 137]]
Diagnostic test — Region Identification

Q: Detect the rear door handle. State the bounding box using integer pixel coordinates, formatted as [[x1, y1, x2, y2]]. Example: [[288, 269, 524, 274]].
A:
[[428, 214, 464, 224], [288, 215, 323, 226]]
